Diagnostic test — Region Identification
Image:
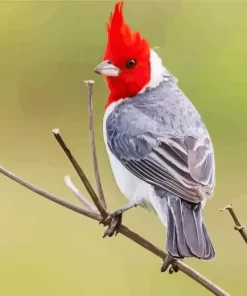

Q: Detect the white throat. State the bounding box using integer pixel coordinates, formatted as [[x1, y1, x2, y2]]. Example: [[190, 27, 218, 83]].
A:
[[139, 49, 170, 93]]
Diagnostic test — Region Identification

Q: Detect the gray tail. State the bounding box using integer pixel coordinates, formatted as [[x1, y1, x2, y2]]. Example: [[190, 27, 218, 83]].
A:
[[166, 195, 215, 260]]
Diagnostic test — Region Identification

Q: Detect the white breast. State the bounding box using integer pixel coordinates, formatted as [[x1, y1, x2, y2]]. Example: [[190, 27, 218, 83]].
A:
[[103, 101, 168, 227]]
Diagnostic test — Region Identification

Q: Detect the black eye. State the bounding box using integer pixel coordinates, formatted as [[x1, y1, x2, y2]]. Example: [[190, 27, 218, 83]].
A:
[[126, 59, 137, 69]]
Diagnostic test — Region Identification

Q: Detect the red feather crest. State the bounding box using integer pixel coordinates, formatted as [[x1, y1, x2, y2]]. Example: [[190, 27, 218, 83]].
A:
[[104, 1, 149, 62]]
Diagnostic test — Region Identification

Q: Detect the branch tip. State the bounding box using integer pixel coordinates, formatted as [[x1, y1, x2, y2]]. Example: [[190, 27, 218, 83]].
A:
[[52, 128, 60, 135], [64, 175, 76, 190], [64, 175, 98, 213], [219, 204, 233, 211], [84, 80, 95, 85], [220, 203, 247, 244]]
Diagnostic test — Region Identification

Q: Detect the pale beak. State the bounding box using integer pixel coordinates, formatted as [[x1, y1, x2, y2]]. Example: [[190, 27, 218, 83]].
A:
[[94, 60, 120, 77]]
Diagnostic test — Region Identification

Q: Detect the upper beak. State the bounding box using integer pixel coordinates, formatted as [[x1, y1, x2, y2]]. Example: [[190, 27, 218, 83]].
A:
[[94, 60, 120, 77]]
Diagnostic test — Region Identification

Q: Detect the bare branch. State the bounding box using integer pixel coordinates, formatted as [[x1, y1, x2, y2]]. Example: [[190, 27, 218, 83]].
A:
[[64, 175, 98, 213], [220, 204, 247, 244], [84, 80, 107, 211], [0, 164, 229, 296], [0, 166, 100, 221], [52, 128, 107, 218]]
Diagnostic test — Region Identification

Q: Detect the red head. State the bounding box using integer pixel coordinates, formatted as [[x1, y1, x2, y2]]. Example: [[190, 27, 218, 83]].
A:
[[94, 1, 151, 108]]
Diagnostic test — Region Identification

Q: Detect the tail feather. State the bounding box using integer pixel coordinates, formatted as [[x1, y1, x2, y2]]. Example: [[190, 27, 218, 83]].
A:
[[182, 201, 206, 258], [167, 198, 192, 258], [166, 195, 215, 260], [166, 205, 181, 258], [202, 223, 215, 260]]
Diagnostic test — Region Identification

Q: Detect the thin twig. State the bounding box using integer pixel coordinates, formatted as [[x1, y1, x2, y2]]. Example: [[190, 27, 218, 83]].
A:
[[64, 175, 98, 213], [220, 204, 247, 244], [0, 165, 229, 296], [0, 166, 100, 221], [52, 128, 107, 218], [84, 80, 107, 211]]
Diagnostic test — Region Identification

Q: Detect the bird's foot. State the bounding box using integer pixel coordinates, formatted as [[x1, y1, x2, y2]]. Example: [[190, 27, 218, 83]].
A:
[[99, 212, 122, 238], [161, 254, 179, 274], [99, 203, 138, 238]]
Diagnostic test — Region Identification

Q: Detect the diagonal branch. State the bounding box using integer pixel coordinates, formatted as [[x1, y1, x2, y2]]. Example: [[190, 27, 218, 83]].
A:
[[0, 164, 229, 296], [0, 166, 100, 221], [84, 80, 107, 211], [52, 128, 107, 219], [220, 204, 247, 244]]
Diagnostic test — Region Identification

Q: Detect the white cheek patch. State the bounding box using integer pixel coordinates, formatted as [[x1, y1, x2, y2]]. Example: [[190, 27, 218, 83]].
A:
[[139, 49, 168, 93]]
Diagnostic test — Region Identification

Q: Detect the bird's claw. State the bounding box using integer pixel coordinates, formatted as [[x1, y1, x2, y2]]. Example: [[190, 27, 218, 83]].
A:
[[100, 212, 122, 238], [161, 255, 179, 274]]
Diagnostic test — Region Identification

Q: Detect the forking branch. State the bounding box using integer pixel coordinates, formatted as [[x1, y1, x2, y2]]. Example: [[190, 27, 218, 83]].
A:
[[0, 81, 229, 296], [220, 204, 247, 244]]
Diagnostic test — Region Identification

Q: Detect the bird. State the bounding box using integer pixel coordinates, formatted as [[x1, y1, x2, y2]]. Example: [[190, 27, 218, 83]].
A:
[[94, 1, 216, 272]]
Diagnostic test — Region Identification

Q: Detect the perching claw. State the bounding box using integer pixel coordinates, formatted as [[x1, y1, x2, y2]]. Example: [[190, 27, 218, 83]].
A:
[[161, 254, 179, 274], [100, 212, 122, 238], [99, 202, 138, 238]]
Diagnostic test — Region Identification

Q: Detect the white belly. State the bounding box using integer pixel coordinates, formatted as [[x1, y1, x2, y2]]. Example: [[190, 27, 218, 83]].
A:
[[103, 103, 168, 227], [105, 144, 168, 227], [106, 144, 153, 205]]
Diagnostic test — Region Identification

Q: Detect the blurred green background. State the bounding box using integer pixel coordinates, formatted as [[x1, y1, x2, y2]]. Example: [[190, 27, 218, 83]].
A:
[[0, 0, 246, 295]]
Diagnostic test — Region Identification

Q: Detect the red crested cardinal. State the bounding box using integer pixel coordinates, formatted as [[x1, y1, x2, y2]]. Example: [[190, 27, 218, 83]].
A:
[[94, 1, 216, 272]]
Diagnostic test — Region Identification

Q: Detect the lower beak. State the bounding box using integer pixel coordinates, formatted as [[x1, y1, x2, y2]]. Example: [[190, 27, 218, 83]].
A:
[[94, 60, 120, 77]]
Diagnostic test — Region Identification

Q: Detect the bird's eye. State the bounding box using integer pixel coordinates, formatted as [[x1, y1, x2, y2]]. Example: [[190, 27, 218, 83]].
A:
[[126, 59, 137, 69]]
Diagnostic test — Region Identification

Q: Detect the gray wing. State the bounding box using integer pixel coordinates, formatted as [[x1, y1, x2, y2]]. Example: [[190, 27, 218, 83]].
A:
[[106, 81, 215, 203]]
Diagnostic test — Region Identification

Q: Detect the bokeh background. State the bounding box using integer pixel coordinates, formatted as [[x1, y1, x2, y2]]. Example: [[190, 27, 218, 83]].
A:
[[0, 1, 246, 295]]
